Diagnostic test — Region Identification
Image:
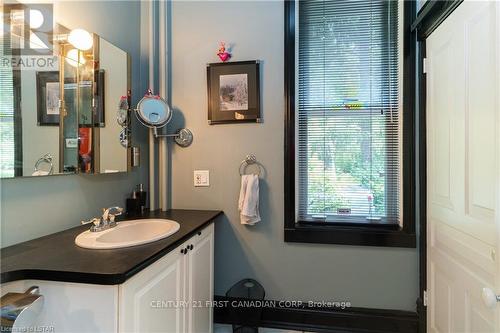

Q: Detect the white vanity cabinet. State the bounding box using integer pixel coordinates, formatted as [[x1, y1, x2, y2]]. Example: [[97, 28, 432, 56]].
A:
[[186, 223, 214, 333], [119, 241, 185, 332], [0, 223, 215, 333], [119, 223, 214, 333]]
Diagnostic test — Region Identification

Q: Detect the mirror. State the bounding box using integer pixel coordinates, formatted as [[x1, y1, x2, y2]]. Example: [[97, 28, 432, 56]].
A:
[[133, 90, 193, 148], [61, 27, 94, 175], [135, 91, 172, 128], [94, 37, 130, 174], [0, 8, 131, 178], [1, 23, 83, 178]]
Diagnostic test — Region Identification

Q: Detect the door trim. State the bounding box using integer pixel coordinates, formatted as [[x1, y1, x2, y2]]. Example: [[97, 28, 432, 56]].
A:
[[417, 38, 428, 333], [412, 1, 464, 332], [412, 0, 464, 40]]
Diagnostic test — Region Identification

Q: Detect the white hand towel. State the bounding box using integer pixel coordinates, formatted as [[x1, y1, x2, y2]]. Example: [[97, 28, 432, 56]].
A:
[[32, 170, 49, 176], [238, 174, 261, 225]]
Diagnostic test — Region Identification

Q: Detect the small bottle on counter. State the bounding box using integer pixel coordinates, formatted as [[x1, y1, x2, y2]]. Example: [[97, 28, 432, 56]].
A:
[[136, 184, 147, 214]]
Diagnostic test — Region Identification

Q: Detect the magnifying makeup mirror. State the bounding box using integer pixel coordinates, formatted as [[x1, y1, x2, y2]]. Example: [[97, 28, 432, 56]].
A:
[[134, 90, 193, 147], [136, 92, 172, 128]]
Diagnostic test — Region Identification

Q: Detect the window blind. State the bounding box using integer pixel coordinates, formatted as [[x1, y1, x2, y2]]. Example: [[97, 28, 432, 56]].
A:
[[0, 33, 16, 178], [297, 0, 400, 223]]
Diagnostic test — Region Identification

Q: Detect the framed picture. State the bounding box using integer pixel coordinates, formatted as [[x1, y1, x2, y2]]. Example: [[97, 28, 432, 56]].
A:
[[207, 60, 260, 124], [36, 71, 60, 126]]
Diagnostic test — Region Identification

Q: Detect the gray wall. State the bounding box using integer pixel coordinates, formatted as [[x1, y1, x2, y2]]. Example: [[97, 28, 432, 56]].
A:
[[0, 1, 149, 247], [170, 1, 419, 311]]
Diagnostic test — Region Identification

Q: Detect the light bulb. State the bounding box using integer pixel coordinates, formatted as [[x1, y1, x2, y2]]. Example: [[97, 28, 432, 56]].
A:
[[29, 9, 44, 29], [66, 48, 86, 67], [68, 28, 93, 51]]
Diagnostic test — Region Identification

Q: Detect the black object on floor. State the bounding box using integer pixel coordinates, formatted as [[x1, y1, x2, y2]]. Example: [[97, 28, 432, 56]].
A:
[[226, 278, 265, 333]]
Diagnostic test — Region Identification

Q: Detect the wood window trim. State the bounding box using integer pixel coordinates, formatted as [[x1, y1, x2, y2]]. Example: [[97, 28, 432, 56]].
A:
[[284, 0, 417, 248]]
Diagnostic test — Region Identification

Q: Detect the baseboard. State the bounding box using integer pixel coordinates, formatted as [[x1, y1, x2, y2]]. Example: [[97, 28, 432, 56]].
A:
[[213, 295, 419, 333]]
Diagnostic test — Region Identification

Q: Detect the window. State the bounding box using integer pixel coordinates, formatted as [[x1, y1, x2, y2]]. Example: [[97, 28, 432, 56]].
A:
[[285, 0, 417, 247], [0, 31, 16, 178]]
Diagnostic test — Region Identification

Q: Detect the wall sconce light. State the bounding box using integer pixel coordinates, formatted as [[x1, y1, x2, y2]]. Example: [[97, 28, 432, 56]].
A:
[[65, 48, 86, 67], [68, 28, 93, 51]]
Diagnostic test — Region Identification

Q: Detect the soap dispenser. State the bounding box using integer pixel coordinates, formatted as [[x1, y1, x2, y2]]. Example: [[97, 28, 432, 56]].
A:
[[126, 191, 139, 216]]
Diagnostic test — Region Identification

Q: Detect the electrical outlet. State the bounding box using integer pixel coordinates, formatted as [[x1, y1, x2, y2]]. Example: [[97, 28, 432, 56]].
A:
[[194, 170, 210, 187]]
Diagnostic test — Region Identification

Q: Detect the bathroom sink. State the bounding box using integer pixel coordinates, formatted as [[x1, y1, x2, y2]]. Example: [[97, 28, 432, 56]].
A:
[[75, 219, 180, 249]]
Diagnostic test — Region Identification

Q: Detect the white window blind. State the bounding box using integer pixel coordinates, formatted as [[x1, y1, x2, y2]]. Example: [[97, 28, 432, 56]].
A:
[[0, 33, 15, 178], [298, 0, 401, 224]]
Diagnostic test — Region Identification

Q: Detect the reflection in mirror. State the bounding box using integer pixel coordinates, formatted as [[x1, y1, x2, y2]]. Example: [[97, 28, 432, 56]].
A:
[[136, 91, 172, 129], [94, 37, 130, 174], [0, 20, 84, 178], [61, 39, 91, 175], [0, 5, 131, 179], [67, 36, 95, 174]]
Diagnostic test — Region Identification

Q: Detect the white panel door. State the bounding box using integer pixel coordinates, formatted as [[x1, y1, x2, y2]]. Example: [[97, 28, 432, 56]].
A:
[[427, 1, 500, 332], [119, 247, 186, 333], [186, 223, 214, 333]]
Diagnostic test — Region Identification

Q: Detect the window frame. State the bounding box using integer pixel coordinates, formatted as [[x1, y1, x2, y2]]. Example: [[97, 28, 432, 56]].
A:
[[284, 0, 417, 248]]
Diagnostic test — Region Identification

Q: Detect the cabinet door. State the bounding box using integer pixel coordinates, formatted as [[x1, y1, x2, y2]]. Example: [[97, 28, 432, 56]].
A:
[[119, 247, 185, 333], [186, 224, 214, 333]]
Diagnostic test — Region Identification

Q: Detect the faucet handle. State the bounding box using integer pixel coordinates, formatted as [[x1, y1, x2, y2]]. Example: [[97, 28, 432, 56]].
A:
[[109, 208, 123, 222], [81, 217, 101, 226], [102, 206, 123, 222], [112, 207, 124, 215]]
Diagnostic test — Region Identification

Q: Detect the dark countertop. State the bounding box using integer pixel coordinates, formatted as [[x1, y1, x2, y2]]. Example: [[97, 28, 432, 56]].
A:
[[1, 209, 222, 285]]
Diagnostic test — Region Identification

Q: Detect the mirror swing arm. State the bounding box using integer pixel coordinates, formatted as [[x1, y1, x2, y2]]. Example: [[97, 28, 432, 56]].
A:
[[133, 89, 193, 147], [151, 128, 193, 148]]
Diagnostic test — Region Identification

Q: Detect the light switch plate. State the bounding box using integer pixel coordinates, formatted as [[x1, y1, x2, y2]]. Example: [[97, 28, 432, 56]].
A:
[[194, 170, 210, 187], [65, 138, 78, 148]]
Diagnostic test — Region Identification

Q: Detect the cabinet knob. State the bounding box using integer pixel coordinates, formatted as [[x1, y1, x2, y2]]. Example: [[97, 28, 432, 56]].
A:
[[188, 244, 194, 250], [180, 248, 186, 254]]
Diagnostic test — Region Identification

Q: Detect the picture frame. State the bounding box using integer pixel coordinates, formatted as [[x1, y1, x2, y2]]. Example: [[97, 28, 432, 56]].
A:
[[36, 71, 60, 126], [207, 60, 260, 124]]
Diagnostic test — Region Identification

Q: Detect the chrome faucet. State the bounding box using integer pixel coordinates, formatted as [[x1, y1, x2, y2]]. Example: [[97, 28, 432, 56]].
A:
[[81, 206, 123, 232]]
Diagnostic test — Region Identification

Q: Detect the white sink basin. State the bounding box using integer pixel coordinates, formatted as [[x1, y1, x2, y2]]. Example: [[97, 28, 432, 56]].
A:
[[75, 219, 180, 249]]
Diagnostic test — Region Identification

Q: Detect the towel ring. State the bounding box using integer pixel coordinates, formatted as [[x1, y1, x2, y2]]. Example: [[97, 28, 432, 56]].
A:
[[34, 153, 54, 175], [239, 154, 262, 176]]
